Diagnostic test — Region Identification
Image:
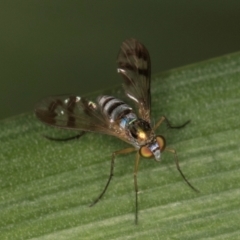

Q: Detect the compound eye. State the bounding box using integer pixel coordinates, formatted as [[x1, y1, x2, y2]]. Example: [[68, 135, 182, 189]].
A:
[[139, 146, 153, 158], [156, 135, 166, 151]]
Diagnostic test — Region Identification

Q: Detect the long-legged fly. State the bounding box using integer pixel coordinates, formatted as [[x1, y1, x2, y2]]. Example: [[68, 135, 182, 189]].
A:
[[35, 38, 198, 224]]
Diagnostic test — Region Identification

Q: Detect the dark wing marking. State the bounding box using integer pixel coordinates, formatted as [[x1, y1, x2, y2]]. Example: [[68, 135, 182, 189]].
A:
[[117, 38, 151, 122], [35, 95, 131, 143]]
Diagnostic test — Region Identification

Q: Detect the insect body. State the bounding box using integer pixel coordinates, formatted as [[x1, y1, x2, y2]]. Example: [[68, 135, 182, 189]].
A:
[[97, 95, 164, 159], [35, 39, 198, 224]]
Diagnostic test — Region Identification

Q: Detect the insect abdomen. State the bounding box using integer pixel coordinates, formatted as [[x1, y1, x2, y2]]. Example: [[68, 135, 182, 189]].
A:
[[97, 95, 132, 121]]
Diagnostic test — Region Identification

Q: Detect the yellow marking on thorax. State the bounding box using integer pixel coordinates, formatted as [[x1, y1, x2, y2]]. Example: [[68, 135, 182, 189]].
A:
[[138, 130, 147, 140]]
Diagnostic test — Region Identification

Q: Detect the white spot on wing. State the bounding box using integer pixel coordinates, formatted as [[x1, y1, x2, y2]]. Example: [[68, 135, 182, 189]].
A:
[[117, 68, 126, 73], [127, 93, 139, 103]]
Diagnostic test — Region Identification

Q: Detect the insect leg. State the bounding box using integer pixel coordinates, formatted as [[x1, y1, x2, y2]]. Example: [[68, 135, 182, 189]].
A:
[[154, 116, 190, 131], [43, 131, 85, 141], [165, 117, 190, 129], [165, 147, 199, 193], [89, 147, 136, 207], [134, 152, 140, 224]]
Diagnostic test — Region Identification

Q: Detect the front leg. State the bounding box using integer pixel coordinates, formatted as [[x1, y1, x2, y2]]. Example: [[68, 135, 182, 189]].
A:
[[165, 147, 199, 193]]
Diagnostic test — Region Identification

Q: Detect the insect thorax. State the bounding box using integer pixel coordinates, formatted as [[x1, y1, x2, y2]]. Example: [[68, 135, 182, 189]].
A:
[[127, 118, 155, 147]]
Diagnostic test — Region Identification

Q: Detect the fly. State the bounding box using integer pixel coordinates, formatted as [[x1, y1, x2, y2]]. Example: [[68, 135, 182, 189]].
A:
[[35, 38, 198, 224]]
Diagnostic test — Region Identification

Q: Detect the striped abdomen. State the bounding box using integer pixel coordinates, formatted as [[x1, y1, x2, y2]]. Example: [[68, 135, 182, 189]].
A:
[[97, 95, 133, 122]]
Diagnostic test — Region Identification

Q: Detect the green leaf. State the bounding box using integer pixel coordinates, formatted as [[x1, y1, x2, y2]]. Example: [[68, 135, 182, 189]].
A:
[[1, 52, 240, 239]]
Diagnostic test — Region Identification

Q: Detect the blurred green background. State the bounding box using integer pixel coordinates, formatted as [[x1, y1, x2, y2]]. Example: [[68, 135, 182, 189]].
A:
[[1, 0, 240, 120]]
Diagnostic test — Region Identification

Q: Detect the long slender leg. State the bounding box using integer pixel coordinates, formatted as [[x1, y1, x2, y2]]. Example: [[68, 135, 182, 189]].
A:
[[165, 147, 199, 193], [153, 116, 165, 130], [89, 147, 136, 207], [154, 116, 190, 131], [43, 131, 85, 141], [133, 152, 140, 224]]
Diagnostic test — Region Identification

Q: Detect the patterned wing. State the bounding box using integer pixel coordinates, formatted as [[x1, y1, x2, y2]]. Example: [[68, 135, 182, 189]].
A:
[[35, 95, 130, 142], [117, 38, 151, 122]]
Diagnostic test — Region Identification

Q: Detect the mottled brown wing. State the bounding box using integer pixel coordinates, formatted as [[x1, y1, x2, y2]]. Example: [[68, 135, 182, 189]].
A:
[[117, 38, 151, 122], [35, 95, 131, 143]]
